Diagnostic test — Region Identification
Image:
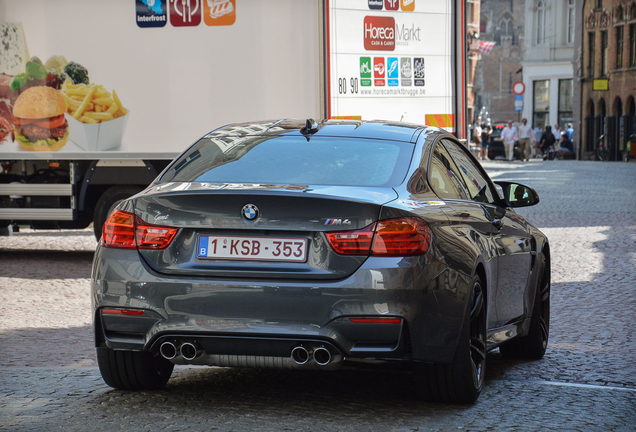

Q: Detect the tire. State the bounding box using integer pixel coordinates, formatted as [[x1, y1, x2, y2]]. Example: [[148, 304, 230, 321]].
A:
[[500, 254, 550, 359], [93, 186, 143, 240], [595, 148, 609, 162], [414, 277, 487, 403], [96, 347, 174, 391]]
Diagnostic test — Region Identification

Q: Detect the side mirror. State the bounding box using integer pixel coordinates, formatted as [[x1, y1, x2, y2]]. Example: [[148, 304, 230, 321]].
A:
[[494, 181, 540, 208]]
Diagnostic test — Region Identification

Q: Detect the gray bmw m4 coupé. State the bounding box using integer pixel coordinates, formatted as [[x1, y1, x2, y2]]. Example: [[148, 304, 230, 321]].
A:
[[91, 119, 550, 403]]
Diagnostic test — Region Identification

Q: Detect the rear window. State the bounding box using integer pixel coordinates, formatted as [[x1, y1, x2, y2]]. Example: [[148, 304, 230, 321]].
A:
[[162, 135, 414, 187]]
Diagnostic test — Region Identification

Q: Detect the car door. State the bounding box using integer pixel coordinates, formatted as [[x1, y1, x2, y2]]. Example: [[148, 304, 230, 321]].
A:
[[440, 139, 533, 326], [426, 139, 499, 329]]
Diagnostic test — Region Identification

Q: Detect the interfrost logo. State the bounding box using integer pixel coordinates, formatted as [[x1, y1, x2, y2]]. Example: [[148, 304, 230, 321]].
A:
[[364, 16, 396, 51]]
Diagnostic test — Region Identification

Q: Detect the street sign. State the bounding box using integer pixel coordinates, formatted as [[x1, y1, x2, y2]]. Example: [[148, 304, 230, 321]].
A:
[[514, 94, 523, 111], [513, 81, 525, 95]]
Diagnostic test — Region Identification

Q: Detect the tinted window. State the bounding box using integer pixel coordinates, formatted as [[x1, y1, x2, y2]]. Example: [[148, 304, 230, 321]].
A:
[[441, 139, 497, 204], [162, 136, 413, 187], [428, 142, 470, 200]]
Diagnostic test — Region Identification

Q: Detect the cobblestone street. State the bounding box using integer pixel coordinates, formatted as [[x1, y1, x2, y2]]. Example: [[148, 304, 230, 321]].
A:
[[1, 160, 635, 431]]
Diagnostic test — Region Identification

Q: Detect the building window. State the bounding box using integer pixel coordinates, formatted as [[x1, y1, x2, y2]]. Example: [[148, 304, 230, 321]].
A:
[[588, 32, 596, 78], [594, 0, 602, 10], [617, 26, 624, 69], [537, 1, 546, 45], [567, 0, 575, 45], [616, 5, 624, 22], [533, 80, 550, 129], [558, 79, 573, 130], [601, 31, 608, 76], [501, 18, 511, 35]]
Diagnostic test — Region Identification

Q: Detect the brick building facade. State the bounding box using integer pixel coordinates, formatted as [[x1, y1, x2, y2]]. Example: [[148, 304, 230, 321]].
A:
[[474, 0, 526, 126], [580, 0, 636, 160]]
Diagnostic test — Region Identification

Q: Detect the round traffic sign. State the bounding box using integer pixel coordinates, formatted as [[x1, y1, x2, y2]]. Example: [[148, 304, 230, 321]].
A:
[[513, 82, 525, 95]]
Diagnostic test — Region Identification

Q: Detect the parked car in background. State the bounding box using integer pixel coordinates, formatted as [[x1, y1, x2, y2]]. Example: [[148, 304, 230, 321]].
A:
[[488, 123, 521, 160], [91, 119, 550, 404]]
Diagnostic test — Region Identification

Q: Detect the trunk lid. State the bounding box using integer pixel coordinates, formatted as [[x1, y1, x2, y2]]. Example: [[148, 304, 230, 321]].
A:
[[133, 183, 398, 280]]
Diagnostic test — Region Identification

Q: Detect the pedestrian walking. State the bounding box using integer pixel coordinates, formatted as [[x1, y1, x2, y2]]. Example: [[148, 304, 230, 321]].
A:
[[517, 118, 533, 162], [480, 120, 492, 161], [501, 120, 517, 161], [473, 117, 483, 158]]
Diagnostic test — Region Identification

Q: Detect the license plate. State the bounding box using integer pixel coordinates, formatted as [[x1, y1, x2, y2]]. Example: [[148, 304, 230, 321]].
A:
[[197, 235, 307, 262]]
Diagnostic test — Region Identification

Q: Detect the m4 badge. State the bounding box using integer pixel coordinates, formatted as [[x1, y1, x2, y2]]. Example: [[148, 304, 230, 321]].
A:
[[325, 219, 352, 226]]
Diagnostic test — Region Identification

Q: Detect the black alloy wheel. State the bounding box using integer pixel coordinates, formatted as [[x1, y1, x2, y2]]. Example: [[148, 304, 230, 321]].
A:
[[469, 279, 487, 390], [414, 276, 486, 403]]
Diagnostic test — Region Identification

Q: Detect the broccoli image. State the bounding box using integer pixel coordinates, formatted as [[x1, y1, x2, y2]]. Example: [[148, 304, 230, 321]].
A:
[[63, 61, 89, 85]]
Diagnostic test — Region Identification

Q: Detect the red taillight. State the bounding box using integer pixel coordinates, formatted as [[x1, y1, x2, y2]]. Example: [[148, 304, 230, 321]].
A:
[[101, 210, 178, 250], [349, 318, 401, 324], [325, 223, 375, 255], [134, 217, 179, 249], [325, 217, 431, 257], [102, 308, 145, 316], [372, 217, 431, 256], [102, 210, 136, 248]]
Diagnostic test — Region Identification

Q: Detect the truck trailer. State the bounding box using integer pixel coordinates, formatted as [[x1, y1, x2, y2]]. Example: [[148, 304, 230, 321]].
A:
[[0, 0, 467, 240]]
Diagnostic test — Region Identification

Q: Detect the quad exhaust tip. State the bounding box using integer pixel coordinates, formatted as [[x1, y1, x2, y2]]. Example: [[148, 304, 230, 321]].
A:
[[180, 342, 200, 361], [291, 346, 310, 365], [291, 345, 333, 366], [161, 341, 334, 366], [160, 341, 177, 360], [313, 347, 332, 366]]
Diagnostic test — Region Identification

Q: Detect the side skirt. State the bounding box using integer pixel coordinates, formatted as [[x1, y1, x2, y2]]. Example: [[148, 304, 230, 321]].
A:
[[486, 319, 530, 350]]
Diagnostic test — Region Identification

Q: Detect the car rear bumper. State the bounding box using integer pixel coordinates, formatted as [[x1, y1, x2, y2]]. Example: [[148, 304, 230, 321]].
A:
[[91, 245, 472, 365]]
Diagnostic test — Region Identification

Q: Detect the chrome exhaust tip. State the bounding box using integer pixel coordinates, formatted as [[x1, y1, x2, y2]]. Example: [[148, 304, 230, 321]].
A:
[[291, 346, 310, 365], [160, 341, 177, 360], [313, 347, 332, 366], [180, 342, 200, 361]]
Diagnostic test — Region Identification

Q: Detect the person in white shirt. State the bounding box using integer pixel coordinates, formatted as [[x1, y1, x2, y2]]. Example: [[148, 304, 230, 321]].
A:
[[517, 118, 533, 162], [552, 124, 563, 142], [501, 120, 517, 161]]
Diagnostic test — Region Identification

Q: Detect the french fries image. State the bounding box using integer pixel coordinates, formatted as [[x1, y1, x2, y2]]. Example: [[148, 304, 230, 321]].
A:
[[61, 79, 127, 124]]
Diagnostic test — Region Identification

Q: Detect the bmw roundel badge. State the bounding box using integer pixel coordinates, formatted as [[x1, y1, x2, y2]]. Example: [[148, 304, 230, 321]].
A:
[[242, 204, 259, 221]]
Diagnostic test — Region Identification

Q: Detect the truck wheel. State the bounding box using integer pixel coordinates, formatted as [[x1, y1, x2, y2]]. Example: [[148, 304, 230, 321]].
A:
[[96, 347, 174, 390], [414, 277, 486, 403], [500, 254, 550, 359], [93, 186, 143, 240]]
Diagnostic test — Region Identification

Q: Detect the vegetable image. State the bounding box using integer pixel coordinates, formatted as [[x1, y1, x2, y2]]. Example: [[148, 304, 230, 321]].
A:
[[63, 61, 89, 85], [9, 60, 48, 90]]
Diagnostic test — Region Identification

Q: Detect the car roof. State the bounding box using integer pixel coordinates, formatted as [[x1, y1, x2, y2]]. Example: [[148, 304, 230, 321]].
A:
[[204, 119, 434, 143]]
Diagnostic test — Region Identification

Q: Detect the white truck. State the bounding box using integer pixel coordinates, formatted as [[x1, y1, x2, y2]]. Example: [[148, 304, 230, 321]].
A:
[[0, 0, 467, 239]]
